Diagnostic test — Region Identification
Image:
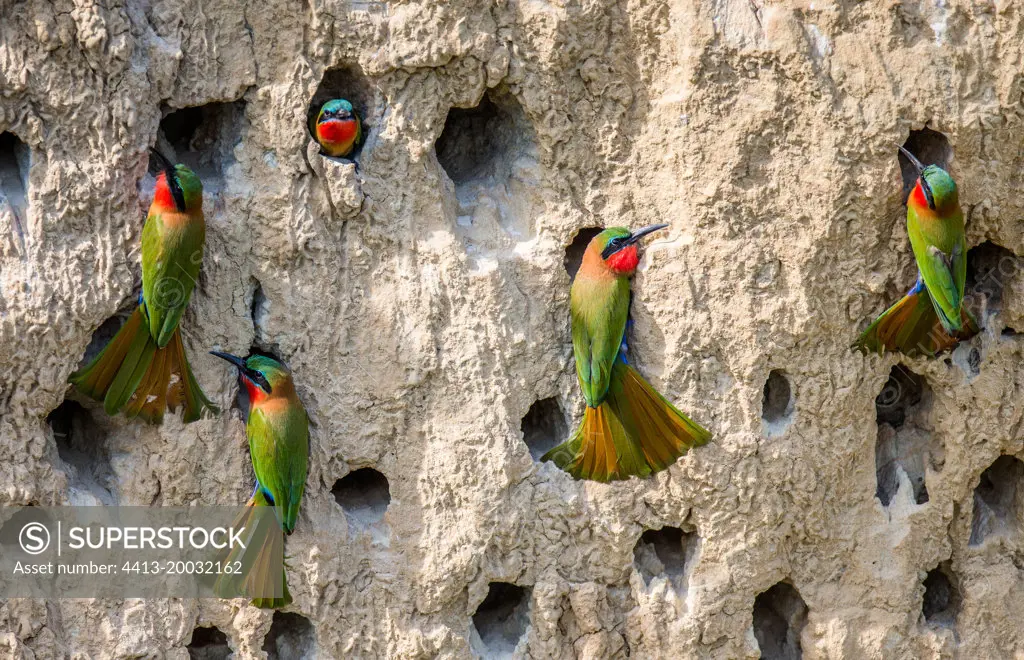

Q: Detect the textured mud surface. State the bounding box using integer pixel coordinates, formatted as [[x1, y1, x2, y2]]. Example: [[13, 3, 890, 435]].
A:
[[3, 0, 1024, 658]]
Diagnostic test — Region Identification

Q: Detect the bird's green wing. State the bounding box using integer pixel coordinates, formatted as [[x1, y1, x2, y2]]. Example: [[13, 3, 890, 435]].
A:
[[248, 404, 309, 534], [571, 278, 630, 408], [907, 207, 965, 333], [141, 211, 205, 347]]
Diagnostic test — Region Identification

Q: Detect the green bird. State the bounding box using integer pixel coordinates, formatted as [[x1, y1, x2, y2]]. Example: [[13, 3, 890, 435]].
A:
[[853, 146, 979, 357], [542, 225, 711, 482], [69, 149, 216, 423], [312, 99, 363, 158], [211, 352, 309, 609]]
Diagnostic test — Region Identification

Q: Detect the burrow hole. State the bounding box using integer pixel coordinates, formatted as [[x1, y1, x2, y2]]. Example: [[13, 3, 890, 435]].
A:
[[46, 400, 117, 505], [262, 612, 317, 660], [332, 468, 390, 525], [922, 561, 960, 628], [187, 626, 231, 660], [249, 277, 275, 355], [875, 365, 940, 507], [761, 370, 794, 436], [78, 305, 135, 367], [564, 227, 604, 281], [0, 131, 30, 253], [898, 128, 952, 202], [158, 100, 246, 188], [966, 240, 1020, 324], [969, 455, 1024, 546], [307, 64, 378, 159], [470, 582, 531, 659], [436, 88, 540, 239], [521, 397, 568, 461], [752, 581, 808, 660], [633, 526, 699, 596]]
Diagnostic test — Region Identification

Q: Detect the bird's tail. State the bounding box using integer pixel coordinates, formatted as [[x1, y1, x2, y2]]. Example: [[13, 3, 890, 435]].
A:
[[852, 282, 979, 358], [542, 362, 711, 482], [68, 306, 217, 424], [213, 490, 291, 609]]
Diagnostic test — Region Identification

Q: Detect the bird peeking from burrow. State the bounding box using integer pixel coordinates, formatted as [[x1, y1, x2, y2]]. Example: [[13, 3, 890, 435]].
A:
[[312, 99, 363, 159]]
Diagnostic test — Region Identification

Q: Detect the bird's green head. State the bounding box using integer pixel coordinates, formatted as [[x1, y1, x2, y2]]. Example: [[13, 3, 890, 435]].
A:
[[317, 99, 356, 124], [898, 145, 959, 213], [210, 351, 294, 402], [586, 224, 668, 275], [150, 148, 203, 213]]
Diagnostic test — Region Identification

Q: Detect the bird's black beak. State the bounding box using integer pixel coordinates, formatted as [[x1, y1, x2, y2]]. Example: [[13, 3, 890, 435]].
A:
[[210, 351, 273, 394], [149, 147, 175, 176], [625, 223, 668, 246], [896, 144, 936, 209], [896, 144, 925, 175], [210, 351, 246, 370]]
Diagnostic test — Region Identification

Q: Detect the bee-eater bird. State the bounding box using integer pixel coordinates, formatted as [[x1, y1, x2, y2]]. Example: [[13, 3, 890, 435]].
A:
[[210, 352, 308, 608], [853, 146, 979, 357], [542, 225, 711, 482], [68, 150, 216, 423], [313, 99, 363, 158]]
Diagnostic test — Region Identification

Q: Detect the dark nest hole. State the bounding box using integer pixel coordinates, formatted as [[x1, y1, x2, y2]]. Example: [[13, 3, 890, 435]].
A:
[[262, 612, 316, 660], [307, 64, 377, 157], [46, 400, 117, 504], [633, 526, 698, 594], [965, 240, 1019, 321], [249, 277, 277, 356], [332, 468, 390, 525], [0, 131, 30, 244], [752, 581, 808, 660], [78, 304, 135, 367], [521, 397, 568, 461], [874, 365, 939, 506], [157, 101, 246, 182], [435, 88, 536, 189], [761, 370, 794, 435], [187, 626, 231, 660], [898, 127, 952, 202], [564, 227, 604, 281], [969, 454, 1024, 546], [922, 561, 960, 628], [471, 582, 531, 658]]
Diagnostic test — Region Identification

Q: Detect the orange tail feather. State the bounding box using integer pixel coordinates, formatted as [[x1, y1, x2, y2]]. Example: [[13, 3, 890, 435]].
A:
[[213, 491, 291, 609], [853, 285, 979, 358], [543, 363, 710, 482], [69, 308, 216, 424]]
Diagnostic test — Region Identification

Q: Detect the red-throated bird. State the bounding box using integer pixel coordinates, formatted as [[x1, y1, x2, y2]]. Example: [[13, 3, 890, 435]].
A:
[[853, 146, 979, 356], [313, 99, 362, 158], [69, 150, 215, 423], [211, 352, 308, 608], [542, 225, 711, 481]]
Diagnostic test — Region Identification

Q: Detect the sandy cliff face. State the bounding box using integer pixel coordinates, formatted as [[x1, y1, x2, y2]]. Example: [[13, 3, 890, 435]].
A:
[[2, 0, 1024, 657]]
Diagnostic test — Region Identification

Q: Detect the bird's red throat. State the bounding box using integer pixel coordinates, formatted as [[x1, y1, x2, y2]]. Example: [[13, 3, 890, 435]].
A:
[[152, 173, 177, 211], [909, 181, 930, 211], [606, 245, 640, 273], [242, 377, 270, 405], [318, 119, 357, 146]]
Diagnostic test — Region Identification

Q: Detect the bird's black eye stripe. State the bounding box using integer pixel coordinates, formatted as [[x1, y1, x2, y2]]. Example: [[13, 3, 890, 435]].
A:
[[245, 369, 273, 394], [169, 174, 187, 211], [920, 177, 936, 210], [601, 237, 626, 259]]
